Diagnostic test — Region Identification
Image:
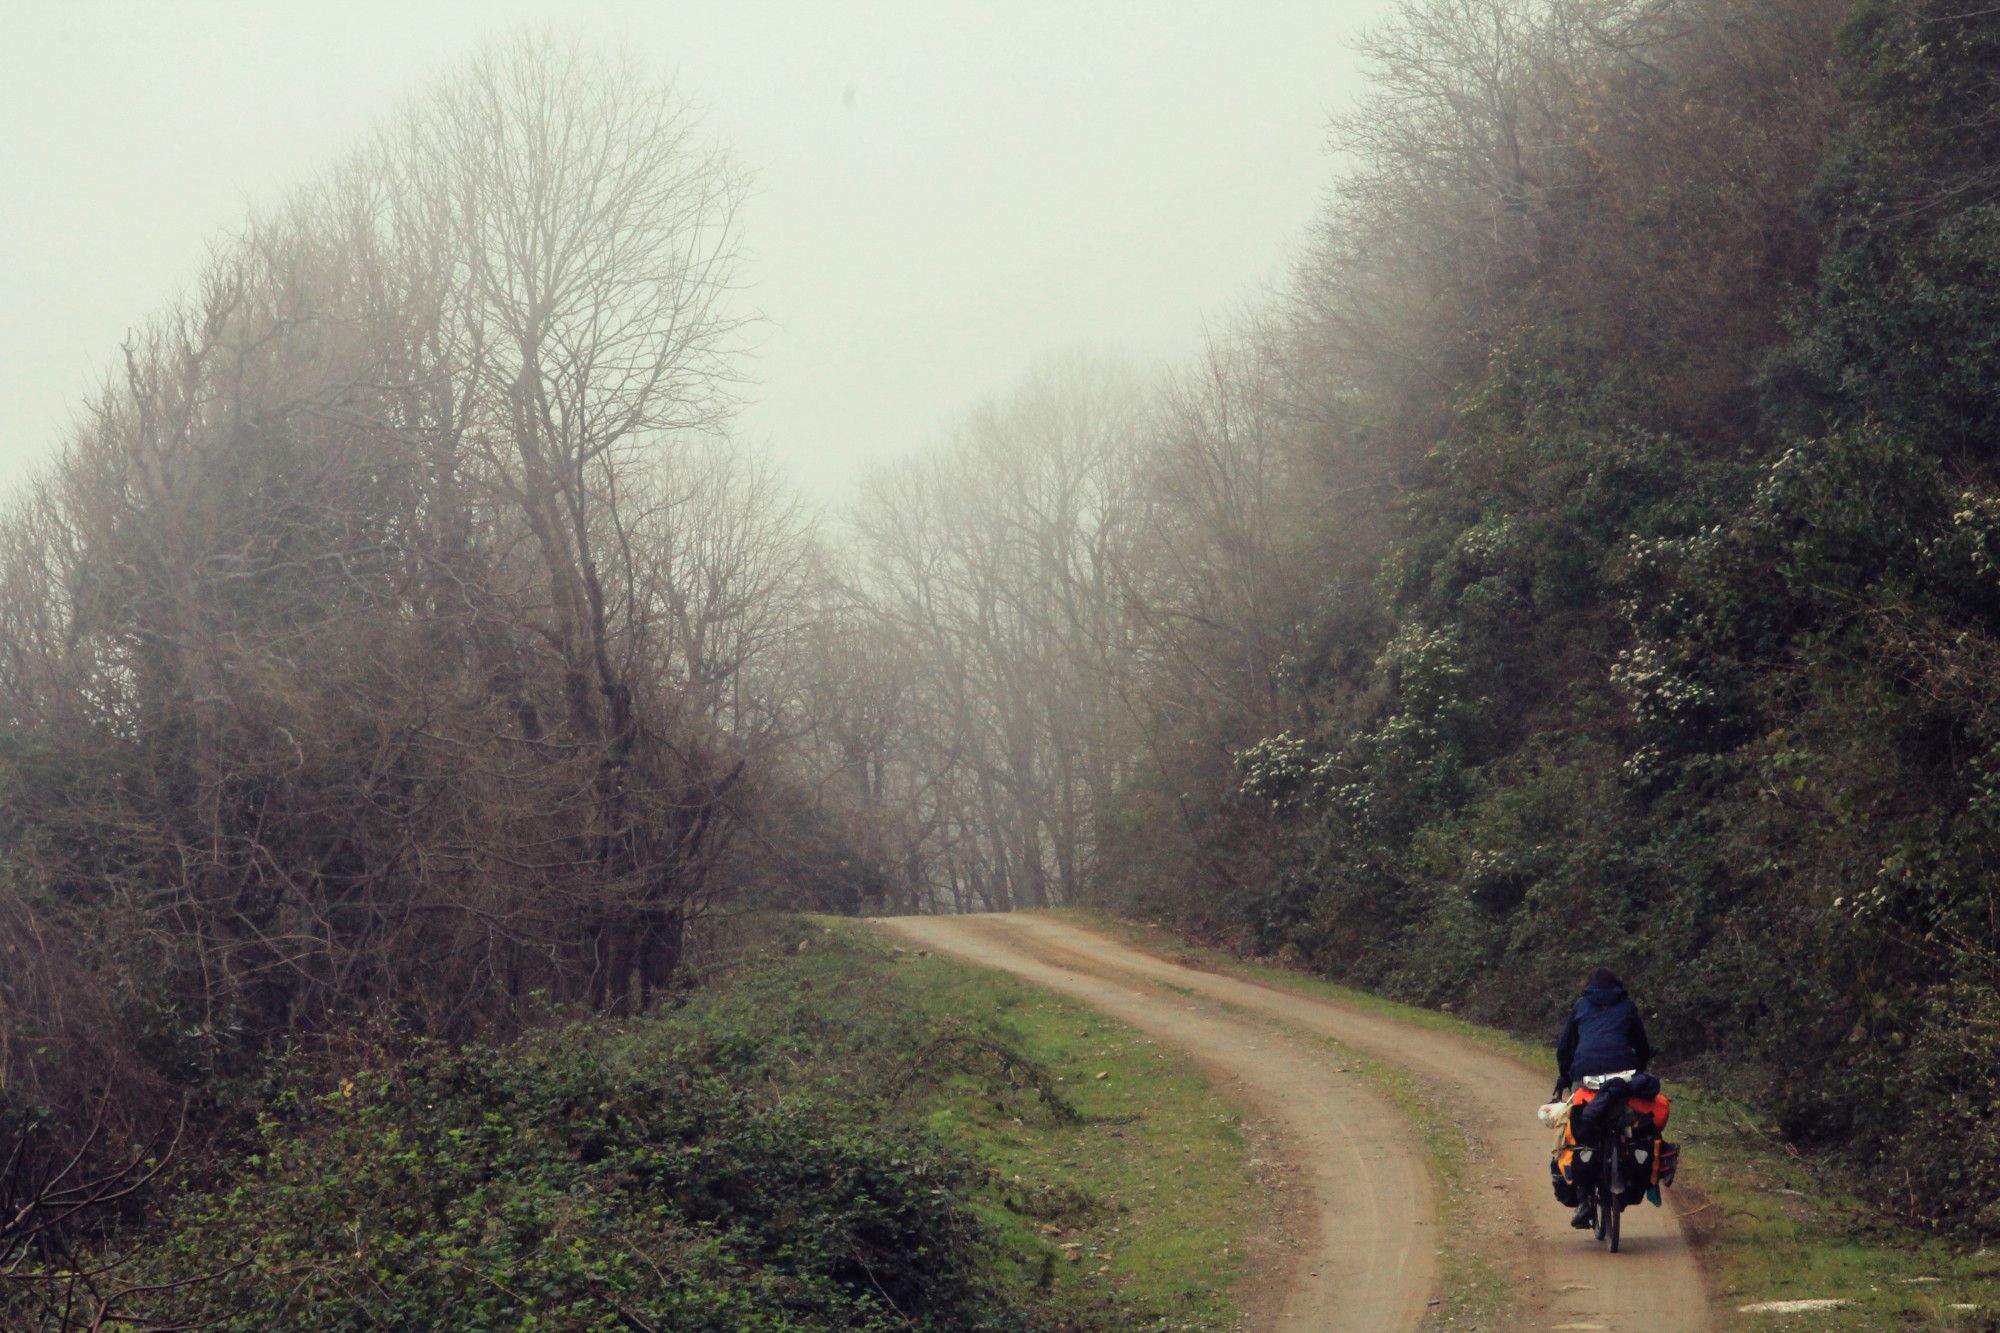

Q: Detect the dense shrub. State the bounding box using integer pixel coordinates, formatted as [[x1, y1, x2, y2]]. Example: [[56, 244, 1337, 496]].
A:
[[1852, 982, 2000, 1233], [1117, 0, 2000, 1233], [138, 1043, 997, 1330], [5, 936, 1059, 1332]]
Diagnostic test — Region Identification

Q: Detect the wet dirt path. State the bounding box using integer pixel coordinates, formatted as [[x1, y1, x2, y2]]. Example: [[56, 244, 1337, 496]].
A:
[[876, 912, 1710, 1332], [877, 913, 1437, 1331]]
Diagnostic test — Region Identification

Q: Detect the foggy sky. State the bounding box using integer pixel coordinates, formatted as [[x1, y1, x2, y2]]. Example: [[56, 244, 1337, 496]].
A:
[[0, 0, 1394, 506]]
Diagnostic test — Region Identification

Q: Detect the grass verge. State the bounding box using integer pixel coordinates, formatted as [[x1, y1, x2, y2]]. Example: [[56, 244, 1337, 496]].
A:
[[1060, 908, 2000, 1330], [9, 916, 1259, 1332], [1299, 1034, 1506, 1331], [831, 918, 1260, 1330], [862, 911, 1510, 1328], [1359, 1054, 1508, 1332], [1130, 978, 1504, 1330]]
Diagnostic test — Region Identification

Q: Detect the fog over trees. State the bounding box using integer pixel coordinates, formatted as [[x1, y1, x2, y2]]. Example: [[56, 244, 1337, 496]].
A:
[[0, 41, 777, 1131], [7, 0, 2000, 1319]]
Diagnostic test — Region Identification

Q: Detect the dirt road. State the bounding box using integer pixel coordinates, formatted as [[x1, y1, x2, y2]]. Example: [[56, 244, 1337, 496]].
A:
[[875, 912, 1709, 1332]]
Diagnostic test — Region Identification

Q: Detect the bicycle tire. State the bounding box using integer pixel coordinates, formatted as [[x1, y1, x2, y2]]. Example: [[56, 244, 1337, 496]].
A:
[[1601, 1133, 1621, 1253]]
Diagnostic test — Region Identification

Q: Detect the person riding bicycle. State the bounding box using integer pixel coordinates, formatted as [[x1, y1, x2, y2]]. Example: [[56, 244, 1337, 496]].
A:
[[1554, 966, 1652, 1227]]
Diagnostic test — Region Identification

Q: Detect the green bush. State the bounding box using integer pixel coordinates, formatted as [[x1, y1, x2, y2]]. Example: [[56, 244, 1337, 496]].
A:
[[1851, 980, 2000, 1232], [142, 1047, 992, 1330], [30, 936, 1059, 1332]]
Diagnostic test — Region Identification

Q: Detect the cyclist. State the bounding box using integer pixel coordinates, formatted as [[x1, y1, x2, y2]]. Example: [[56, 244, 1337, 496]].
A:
[[1554, 966, 1652, 1227]]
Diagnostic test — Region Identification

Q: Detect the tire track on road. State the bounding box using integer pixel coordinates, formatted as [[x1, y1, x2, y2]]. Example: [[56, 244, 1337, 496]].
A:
[[875, 913, 1439, 1332], [989, 912, 1712, 1332]]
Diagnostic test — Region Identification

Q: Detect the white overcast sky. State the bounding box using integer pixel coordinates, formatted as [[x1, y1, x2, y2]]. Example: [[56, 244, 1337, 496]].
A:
[[0, 0, 1393, 506]]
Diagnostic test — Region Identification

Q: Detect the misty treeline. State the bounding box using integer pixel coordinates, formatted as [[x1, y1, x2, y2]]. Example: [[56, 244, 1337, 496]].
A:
[[4, 0, 1999, 1290], [854, 0, 1854, 922]]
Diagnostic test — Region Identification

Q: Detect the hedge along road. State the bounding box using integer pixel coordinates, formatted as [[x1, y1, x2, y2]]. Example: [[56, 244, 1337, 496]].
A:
[[874, 912, 1710, 1333]]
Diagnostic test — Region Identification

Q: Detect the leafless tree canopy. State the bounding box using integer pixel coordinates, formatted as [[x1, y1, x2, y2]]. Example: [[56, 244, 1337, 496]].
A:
[[0, 41, 836, 1165]]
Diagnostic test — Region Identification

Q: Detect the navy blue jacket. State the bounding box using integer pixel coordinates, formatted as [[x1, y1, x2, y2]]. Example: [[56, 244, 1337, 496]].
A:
[[1556, 982, 1652, 1086]]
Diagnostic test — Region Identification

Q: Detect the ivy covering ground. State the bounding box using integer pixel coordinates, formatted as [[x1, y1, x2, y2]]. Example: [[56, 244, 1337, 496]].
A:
[[5, 926, 1251, 1331]]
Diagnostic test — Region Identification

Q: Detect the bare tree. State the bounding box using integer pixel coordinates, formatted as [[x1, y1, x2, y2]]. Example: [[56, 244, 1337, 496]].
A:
[[849, 356, 1147, 911], [0, 40, 781, 1214]]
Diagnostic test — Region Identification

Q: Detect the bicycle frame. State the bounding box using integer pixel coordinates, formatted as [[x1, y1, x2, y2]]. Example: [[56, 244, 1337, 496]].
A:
[[1578, 1100, 1630, 1252]]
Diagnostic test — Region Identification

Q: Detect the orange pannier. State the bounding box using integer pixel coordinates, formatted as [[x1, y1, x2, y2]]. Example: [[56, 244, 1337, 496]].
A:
[[1569, 1085, 1670, 1133]]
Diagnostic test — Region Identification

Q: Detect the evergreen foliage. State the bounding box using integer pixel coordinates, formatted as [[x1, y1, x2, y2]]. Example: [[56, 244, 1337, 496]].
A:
[[1112, 0, 2000, 1231]]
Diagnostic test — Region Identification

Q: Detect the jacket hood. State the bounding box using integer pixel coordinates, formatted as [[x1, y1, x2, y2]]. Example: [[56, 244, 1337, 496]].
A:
[[1583, 981, 1628, 1008]]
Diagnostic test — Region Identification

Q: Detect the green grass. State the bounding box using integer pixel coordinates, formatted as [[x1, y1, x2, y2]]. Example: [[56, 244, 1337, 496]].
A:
[[833, 920, 1260, 1330], [1362, 1056, 1509, 1332], [1663, 1082, 2000, 1330], [1060, 909, 2000, 1329], [1319, 1039, 1507, 1331]]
